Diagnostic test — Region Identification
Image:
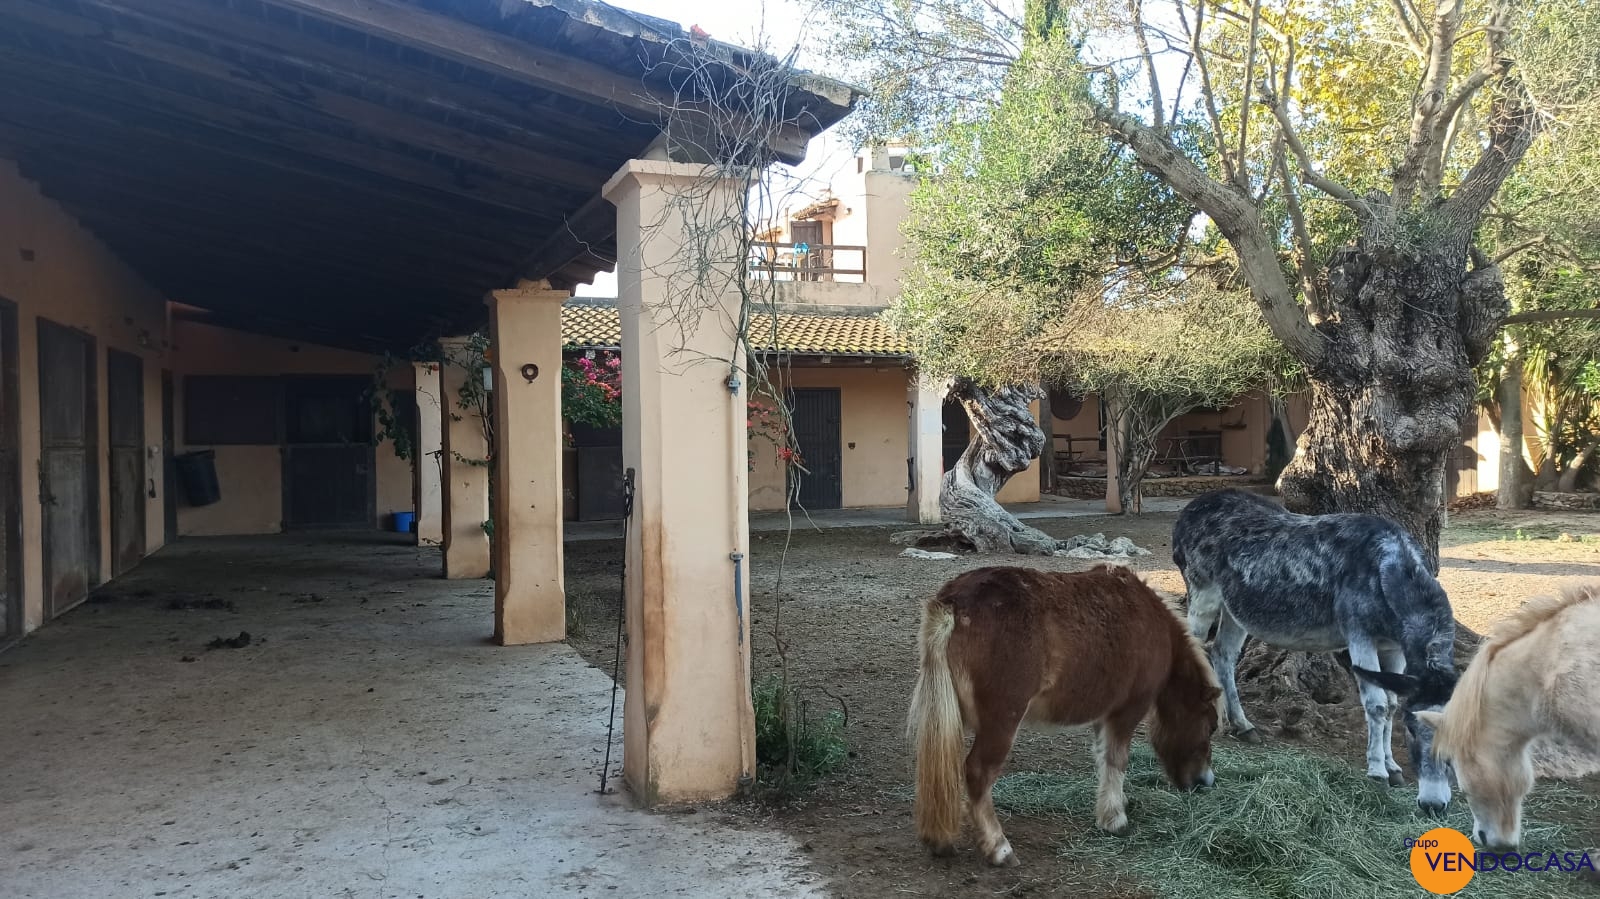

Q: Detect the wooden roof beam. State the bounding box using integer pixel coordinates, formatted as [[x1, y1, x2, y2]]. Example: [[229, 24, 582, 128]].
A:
[[509, 192, 618, 285], [2, 1, 629, 188], [36, 0, 655, 148], [170, 304, 414, 354], [267, 0, 819, 164], [32, 168, 543, 264], [0, 58, 588, 216], [0, 125, 559, 240], [86, 219, 508, 294], [0, 91, 587, 229]]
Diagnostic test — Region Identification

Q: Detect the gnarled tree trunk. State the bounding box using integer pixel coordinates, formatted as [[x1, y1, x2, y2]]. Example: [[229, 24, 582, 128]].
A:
[[938, 379, 1060, 554], [1277, 244, 1506, 574]]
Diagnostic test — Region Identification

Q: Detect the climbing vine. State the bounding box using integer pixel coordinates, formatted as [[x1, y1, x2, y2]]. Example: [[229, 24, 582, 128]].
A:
[[747, 396, 799, 470]]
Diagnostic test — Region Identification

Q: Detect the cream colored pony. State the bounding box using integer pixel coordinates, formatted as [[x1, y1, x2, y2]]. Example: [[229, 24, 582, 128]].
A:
[[1416, 581, 1600, 850]]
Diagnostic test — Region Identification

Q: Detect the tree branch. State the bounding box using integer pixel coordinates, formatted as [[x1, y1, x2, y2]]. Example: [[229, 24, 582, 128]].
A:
[[1393, 0, 1464, 207], [1387, 0, 1427, 57], [1265, 83, 1367, 217], [1178, 0, 1240, 189], [1091, 102, 1325, 366], [1276, 151, 1324, 318], [1235, 0, 1264, 194], [1503, 309, 1600, 325], [1443, 78, 1540, 236], [1423, 1, 1515, 195], [1492, 236, 1549, 265], [1128, 0, 1165, 130]]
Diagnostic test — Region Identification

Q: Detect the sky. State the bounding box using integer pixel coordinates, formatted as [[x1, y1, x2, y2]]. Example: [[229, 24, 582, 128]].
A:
[[574, 0, 862, 296]]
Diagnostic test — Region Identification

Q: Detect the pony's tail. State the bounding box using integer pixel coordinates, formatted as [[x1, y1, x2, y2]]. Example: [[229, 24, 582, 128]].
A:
[[908, 597, 964, 849]]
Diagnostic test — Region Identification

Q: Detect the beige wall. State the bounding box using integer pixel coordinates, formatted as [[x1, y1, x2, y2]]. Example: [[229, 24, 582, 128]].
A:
[[0, 159, 171, 631], [1049, 392, 1276, 475], [749, 366, 911, 511], [772, 281, 887, 310], [564, 363, 1045, 515], [1459, 394, 1543, 497], [993, 398, 1042, 505], [171, 320, 412, 536], [762, 149, 916, 309]]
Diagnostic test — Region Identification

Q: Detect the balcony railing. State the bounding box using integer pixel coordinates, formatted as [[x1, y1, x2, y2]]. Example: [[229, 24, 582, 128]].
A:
[[749, 241, 867, 282]]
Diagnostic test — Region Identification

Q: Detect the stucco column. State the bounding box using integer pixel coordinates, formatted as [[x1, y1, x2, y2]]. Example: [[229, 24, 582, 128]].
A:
[[413, 361, 445, 546], [906, 372, 944, 523], [604, 159, 753, 805], [439, 338, 491, 579], [487, 287, 566, 645]]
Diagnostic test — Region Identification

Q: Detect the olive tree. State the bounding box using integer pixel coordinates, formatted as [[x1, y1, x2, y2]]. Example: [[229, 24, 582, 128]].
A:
[[826, 0, 1600, 568]]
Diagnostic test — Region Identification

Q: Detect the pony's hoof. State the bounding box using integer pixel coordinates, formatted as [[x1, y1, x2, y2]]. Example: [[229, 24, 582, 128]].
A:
[[924, 840, 956, 858], [1098, 813, 1131, 836], [1234, 727, 1263, 744], [1387, 769, 1407, 787], [987, 844, 1020, 867]]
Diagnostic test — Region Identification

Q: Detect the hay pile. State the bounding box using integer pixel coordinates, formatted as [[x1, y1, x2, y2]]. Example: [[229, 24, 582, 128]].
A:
[[992, 745, 1594, 899]]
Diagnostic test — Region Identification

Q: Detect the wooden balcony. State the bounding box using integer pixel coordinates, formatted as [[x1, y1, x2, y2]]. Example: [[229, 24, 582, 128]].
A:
[[750, 241, 866, 281]]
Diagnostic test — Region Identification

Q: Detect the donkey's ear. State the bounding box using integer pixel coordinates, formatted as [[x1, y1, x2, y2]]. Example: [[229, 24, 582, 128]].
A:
[[1414, 709, 1446, 731], [1351, 666, 1421, 696]]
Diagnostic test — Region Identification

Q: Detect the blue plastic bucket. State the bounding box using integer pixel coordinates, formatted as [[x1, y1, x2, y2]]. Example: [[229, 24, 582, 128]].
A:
[[392, 511, 416, 533]]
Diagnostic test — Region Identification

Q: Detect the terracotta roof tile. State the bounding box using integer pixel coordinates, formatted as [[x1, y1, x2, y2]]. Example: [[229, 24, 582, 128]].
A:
[[562, 301, 910, 357]]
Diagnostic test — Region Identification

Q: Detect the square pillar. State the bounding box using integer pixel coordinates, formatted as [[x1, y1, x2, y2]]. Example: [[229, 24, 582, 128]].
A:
[[413, 361, 445, 546], [488, 287, 566, 645], [907, 372, 945, 523], [440, 338, 491, 579], [604, 159, 753, 805]]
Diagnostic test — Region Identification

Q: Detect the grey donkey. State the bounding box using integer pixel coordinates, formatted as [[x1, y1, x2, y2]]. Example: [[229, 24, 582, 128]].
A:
[[1172, 489, 1459, 812]]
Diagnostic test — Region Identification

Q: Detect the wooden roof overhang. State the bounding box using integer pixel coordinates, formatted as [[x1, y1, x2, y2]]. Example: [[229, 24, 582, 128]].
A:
[[0, 0, 857, 351]]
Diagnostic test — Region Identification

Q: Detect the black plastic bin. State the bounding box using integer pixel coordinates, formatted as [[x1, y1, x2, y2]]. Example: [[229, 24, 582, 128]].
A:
[[175, 449, 222, 507]]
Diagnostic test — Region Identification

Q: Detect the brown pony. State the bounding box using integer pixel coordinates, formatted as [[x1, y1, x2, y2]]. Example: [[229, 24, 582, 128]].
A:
[[909, 564, 1222, 867]]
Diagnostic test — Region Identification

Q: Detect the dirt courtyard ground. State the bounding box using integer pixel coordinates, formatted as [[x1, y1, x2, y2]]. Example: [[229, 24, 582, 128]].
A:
[[0, 535, 827, 899], [566, 506, 1600, 898]]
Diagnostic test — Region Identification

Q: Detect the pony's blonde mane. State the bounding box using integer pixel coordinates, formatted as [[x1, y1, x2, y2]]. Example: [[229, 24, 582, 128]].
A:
[[1437, 581, 1600, 756], [1138, 572, 1226, 724]]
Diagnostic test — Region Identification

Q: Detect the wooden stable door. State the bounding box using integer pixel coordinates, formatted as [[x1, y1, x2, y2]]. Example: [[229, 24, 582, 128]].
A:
[[282, 376, 374, 529], [0, 304, 20, 645], [107, 349, 145, 576], [788, 388, 843, 510], [37, 321, 99, 618]]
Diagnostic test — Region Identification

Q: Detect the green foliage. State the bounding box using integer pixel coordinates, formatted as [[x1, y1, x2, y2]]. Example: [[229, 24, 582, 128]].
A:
[[891, 32, 1202, 387], [818, 0, 1019, 147], [1064, 284, 1294, 410], [751, 675, 848, 797], [991, 743, 1592, 899], [887, 24, 1292, 510], [562, 350, 622, 430]]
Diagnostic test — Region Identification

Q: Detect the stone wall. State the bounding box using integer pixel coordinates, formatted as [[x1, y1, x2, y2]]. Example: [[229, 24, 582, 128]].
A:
[[1531, 491, 1600, 512], [1055, 475, 1273, 501]]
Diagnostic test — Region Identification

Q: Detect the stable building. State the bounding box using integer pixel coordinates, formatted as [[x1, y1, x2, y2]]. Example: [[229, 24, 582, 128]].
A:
[[559, 298, 1039, 517], [0, 0, 861, 806]]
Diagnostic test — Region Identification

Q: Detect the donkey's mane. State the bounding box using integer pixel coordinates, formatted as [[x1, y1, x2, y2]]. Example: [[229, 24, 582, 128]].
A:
[[1438, 581, 1600, 756]]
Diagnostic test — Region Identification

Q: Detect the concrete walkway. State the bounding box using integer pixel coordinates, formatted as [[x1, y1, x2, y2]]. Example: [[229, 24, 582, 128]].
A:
[[565, 493, 1189, 541], [0, 536, 823, 899]]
